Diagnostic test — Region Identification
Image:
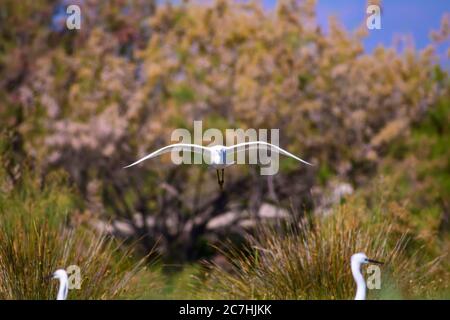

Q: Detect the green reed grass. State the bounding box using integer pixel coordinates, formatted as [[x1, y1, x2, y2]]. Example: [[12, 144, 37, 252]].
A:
[[200, 200, 448, 300], [0, 165, 153, 299]]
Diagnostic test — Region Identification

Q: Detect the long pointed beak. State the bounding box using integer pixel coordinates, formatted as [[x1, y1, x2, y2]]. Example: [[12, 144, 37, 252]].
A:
[[44, 273, 54, 281], [368, 258, 384, 265]]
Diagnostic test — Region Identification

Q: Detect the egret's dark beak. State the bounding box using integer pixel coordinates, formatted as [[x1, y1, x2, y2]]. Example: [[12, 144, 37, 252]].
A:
[[368, 259, 384, 265], [44, 273, 54, 281]]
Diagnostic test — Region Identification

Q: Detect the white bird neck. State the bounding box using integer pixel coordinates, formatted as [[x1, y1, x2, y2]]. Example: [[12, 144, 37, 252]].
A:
[[351, 260, 366, 300], [56, 275, 68, 300]]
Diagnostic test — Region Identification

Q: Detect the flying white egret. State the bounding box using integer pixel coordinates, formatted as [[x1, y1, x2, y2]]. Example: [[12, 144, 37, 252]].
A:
[[124, 142, 313, 189], [50, 269, 69, 300], [351, 253, 384, 300]]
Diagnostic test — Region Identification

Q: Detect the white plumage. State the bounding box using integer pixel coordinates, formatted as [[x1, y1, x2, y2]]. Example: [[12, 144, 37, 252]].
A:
[[124, 141, 313, 189]]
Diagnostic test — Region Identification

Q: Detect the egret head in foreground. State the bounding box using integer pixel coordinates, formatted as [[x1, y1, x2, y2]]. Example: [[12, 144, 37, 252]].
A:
[[124, 141, 313, 190], [351, 253, 384, 300], [49, 269, 69, 300]]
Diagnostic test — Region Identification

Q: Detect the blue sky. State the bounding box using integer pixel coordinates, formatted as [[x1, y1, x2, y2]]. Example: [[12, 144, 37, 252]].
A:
[[158, 0, 449, 65], [263, 0, 449, 65]]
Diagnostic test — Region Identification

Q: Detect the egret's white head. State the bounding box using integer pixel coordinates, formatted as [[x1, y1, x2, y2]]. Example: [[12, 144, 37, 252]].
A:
[[49, 269, 69, 300], [351, 252, 384, 266], [52, 269, 68, 280], [351, 252, 384, 300], [209, 145, 229, 167], [351, 253, 369, 265], [210, 145, 225, 155]]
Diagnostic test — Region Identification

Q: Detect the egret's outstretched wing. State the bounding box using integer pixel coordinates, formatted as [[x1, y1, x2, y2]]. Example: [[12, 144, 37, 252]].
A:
[[124, 143, 210, 168], [225, 141, 313, 166]]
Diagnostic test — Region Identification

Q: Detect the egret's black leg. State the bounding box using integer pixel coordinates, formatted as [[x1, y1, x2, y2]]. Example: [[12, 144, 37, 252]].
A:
[[216, 169, 225, 190]]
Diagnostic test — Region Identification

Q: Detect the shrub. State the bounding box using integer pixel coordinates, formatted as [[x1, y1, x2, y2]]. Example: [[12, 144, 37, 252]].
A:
[[1, 0, 447, 262]]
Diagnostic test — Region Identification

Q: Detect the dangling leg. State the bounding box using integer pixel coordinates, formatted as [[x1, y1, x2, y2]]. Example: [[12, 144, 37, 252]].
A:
[[216, 169, 221, 187], [220, 169, 225, 190], [216, 169, 224, 190]]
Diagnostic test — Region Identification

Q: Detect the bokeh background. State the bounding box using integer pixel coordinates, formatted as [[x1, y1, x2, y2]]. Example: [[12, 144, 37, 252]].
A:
[[0, 0, 448, 299]]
